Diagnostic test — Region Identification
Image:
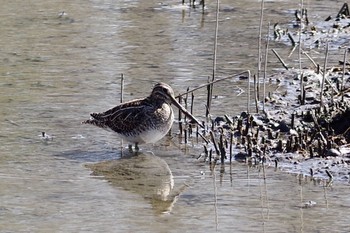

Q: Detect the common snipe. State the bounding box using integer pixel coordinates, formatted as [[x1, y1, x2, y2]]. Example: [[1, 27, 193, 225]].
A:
[[82, 82, 203, 150]]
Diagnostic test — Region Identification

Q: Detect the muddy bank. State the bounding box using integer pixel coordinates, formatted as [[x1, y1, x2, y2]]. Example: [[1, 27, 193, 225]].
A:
[[197, 3, 350, 182], [274, 3, 350, 50], [200, 68, 349, 182]]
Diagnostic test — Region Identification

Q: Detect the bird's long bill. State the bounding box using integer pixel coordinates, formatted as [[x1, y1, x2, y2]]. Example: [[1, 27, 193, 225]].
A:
[[170, 96, 204, 128]]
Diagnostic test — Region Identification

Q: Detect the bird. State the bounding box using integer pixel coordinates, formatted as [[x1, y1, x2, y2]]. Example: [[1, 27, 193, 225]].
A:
[[82, 82, 203, 150]]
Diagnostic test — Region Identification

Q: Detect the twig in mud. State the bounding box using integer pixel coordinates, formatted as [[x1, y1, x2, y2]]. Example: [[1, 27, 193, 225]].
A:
[[302, 50, 318, 69], [288, 45, 298, 58], [210, 131, 220, 156], [206, 77, 212, 118], [300, 72, 305, 105], [325, 170, 333, 181], [219, 133, 226, 163], [272, 49, 289, 70], [178, 95, 183, 136], [198, 131, 209, 144], [301, 50, 339, 95], [190, 92, 194, 115], [200, 145, 208, 160], [323, 72, 339, 95], [224, 114, 233, 125], [320, 41, 329, 107], [287, 32, 296, 47], [309, 110, 327, 146]]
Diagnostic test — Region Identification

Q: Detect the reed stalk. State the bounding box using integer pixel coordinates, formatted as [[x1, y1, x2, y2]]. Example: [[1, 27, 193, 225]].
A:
[[254, 75, 259, 113], [207, 0, 220, 117], [263, 23, 270, 113], [247, 70, 251, 113], [320, 41, 329, 107], [177, 71, 249, 98], [298, 0, 304, 106], [120, 73, 124, 103], [272, 49, 289, 70], [257, 0, 265, 88]]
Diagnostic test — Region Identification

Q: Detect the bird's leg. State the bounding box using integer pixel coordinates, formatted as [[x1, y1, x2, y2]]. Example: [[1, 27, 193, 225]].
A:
[[128, 143, 139, 152]]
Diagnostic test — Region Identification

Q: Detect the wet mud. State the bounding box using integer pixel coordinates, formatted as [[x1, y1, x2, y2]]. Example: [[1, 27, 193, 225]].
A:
[[200, 4, 350, 182]]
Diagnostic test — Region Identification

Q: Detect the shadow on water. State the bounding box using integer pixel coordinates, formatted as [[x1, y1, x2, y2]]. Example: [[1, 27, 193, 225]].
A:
[[84, 151, 189, 215]]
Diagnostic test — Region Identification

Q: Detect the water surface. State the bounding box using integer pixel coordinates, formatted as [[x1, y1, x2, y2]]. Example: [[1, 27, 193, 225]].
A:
[[1, 0, 349, 232]]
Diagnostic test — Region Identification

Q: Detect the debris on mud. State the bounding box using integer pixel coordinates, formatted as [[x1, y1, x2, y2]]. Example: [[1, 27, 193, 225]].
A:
[[274, 3, 350, 49], [192, 3, 350, 182], [197, 66, 349, 182]]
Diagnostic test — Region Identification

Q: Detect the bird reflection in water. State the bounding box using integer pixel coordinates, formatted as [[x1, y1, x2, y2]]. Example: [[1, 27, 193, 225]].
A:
[[86, 152, 189, 214]]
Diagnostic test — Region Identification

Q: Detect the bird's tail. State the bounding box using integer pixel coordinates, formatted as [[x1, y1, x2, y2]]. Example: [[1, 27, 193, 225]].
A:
[[82, 114, 108, 129]]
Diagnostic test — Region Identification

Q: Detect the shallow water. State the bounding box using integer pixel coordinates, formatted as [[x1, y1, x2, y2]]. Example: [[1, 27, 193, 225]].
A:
[[1, 0, 349, 232]]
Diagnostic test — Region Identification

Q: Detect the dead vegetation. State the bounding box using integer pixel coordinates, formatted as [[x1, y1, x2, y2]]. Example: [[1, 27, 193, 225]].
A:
[[174, 2, 350, 182]]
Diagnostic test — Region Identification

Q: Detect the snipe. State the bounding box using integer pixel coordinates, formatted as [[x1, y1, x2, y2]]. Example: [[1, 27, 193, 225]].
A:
[[82, 82, 203, 150]]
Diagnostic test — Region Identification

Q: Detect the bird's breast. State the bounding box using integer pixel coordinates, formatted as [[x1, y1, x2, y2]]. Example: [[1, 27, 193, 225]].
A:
[[118, 103, 174, 144]]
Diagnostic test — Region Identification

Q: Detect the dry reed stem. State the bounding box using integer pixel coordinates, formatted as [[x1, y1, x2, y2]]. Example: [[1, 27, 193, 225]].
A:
[[207, 0, 220, 117], [302, 50, 318, 69], [263, 23, 270, 113], [301, 50, 339, 94], [247, 70, 251, 113], [206, 77, 212, 117], [288, 33, 296, 47], [178, 95, 183, 136], [320, 41, 329, 107], [257, 0, 265, 85], [120, 73, 124, 103], [272, 49, 289, 70], [298, 0, 305, 107], [176, 71, 250, 97], [298, 0, 304, 106], [210, 131, 220, 156], [254, 75, 259, 113], [120, 73, 125, 153]]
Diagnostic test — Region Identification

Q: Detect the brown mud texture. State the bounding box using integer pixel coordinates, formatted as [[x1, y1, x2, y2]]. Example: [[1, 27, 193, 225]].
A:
[[200, 3, 350, 182]]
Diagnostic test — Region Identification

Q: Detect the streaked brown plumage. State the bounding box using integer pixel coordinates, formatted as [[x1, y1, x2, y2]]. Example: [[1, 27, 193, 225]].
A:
[[82, 82, 203, 150]]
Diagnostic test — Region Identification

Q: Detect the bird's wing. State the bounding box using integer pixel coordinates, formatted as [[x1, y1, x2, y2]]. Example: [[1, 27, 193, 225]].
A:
[[106, 105, 153, 133], [86, 98, 156, 133]]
